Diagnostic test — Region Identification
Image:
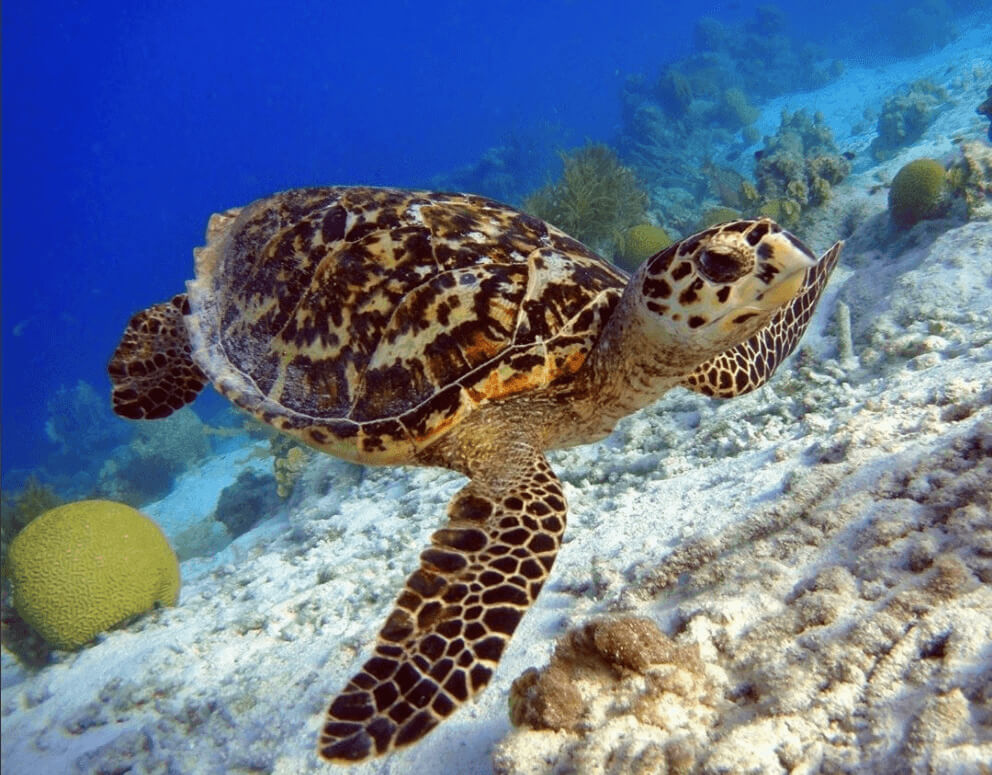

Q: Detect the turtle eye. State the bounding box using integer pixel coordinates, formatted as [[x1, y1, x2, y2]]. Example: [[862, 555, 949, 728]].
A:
[[698, 248, 749, 284]]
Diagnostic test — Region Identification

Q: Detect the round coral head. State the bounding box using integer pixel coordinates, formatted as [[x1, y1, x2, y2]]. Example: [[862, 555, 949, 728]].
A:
[[7, 499, 180, 649]]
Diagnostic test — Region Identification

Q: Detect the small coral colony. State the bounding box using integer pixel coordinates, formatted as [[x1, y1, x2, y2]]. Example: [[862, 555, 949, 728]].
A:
[[2, 0, 990, 760]]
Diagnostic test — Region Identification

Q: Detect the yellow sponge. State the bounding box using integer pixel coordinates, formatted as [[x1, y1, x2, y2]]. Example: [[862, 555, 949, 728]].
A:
[[8, 500, 180, 649]]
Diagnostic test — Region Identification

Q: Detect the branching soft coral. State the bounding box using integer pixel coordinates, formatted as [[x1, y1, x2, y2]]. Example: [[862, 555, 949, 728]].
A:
[[524, 144, 648, 256]]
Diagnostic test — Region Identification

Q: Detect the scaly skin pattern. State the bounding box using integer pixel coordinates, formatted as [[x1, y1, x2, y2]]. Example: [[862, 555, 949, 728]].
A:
[[107, 187, 842, 761]]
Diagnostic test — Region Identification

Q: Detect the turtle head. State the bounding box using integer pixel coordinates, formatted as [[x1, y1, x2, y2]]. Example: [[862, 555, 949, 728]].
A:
[[633, 218, 818, 360]]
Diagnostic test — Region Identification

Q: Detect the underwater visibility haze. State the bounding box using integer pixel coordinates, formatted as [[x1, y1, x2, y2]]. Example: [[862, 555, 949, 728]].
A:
[[2, 1, 991, 773]]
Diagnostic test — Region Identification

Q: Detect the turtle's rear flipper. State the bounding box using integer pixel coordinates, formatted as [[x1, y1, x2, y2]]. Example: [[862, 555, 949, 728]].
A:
[[318, 442, 567, 761], [108, 293, 207, 420]]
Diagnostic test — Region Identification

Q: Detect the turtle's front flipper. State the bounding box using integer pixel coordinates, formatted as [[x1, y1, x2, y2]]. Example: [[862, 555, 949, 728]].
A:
[[318, 441, 566, 761], [680, 240, 843, 398], [108, 294, 208, 419]]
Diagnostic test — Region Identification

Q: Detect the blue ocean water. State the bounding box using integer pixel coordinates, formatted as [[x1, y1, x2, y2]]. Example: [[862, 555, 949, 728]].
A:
[[3, 0, 984, 486]]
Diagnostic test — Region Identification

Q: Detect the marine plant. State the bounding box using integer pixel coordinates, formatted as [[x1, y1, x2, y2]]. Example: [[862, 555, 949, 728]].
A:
[[0, 477, 64, 570], [888, 158, 950, 227], [6, 500, 180, 650], [523, 143, 649, 256]]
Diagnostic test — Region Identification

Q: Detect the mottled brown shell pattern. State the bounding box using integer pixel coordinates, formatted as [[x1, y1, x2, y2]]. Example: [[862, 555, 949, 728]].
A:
[[186, 188, 626, 462]]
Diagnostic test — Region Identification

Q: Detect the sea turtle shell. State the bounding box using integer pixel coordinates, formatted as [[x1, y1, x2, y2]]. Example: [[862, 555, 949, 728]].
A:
[[186, 186, 627, 463]]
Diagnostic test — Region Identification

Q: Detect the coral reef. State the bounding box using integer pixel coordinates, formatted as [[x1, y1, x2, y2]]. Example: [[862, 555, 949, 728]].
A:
[[171, 518, 230, 562], [749, 109, 852, 226], [618, 6, 842, 232], [618, 95, 711, 212], [701, 161, 750, 210], [1, 587, 51, 668], [979, 85, 992, 141], [676, 6, 842, 102], [44, 380, 129, 457], [873, 0, 958, 58], [870, 79, 949, 161], [214, 469, 282, 538], [97, 407, 212, 505], [888, 157, 951, 227], [696, 206, 742, 230], [271, 434, 314, 498], [714, 87, 760, 130], [756, 197, 803, 228], [523, 144, 648, 256], [614, 223, 672, 272], [39, 380, 133, 495], [7, 500, 180, 650], [947, 140, 992, 220], [431, 126, 567, 206]]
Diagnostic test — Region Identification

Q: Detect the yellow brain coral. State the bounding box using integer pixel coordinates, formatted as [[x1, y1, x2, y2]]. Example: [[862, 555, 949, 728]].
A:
[[616, 223, 673, 271], [7, 500, 180, 649], [888, 157, 949, 227]]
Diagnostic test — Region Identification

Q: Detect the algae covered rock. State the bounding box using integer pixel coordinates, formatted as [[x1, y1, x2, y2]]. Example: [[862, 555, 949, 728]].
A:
[[214, 469, 281, 537], [888, 158, 950, 227], [7, 500, 180, 649], [98, 406, 212, 506]]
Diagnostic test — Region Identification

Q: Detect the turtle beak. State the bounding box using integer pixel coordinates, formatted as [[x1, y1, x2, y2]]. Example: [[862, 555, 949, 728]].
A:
[[745, 231, 818, 307], [711, 231, 818, 334], [760, 269, 807, 307]]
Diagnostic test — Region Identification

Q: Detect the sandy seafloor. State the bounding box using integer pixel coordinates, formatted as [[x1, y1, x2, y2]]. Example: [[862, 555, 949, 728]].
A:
[[3, 23, 992, 775]]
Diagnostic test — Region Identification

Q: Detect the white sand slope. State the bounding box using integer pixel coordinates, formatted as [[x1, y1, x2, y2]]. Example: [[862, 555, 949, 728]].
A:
[[2, 23, 991, 775]]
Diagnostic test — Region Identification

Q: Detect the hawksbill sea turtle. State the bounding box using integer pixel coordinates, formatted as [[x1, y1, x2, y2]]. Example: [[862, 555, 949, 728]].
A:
[[108, 187, 842, 762]]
